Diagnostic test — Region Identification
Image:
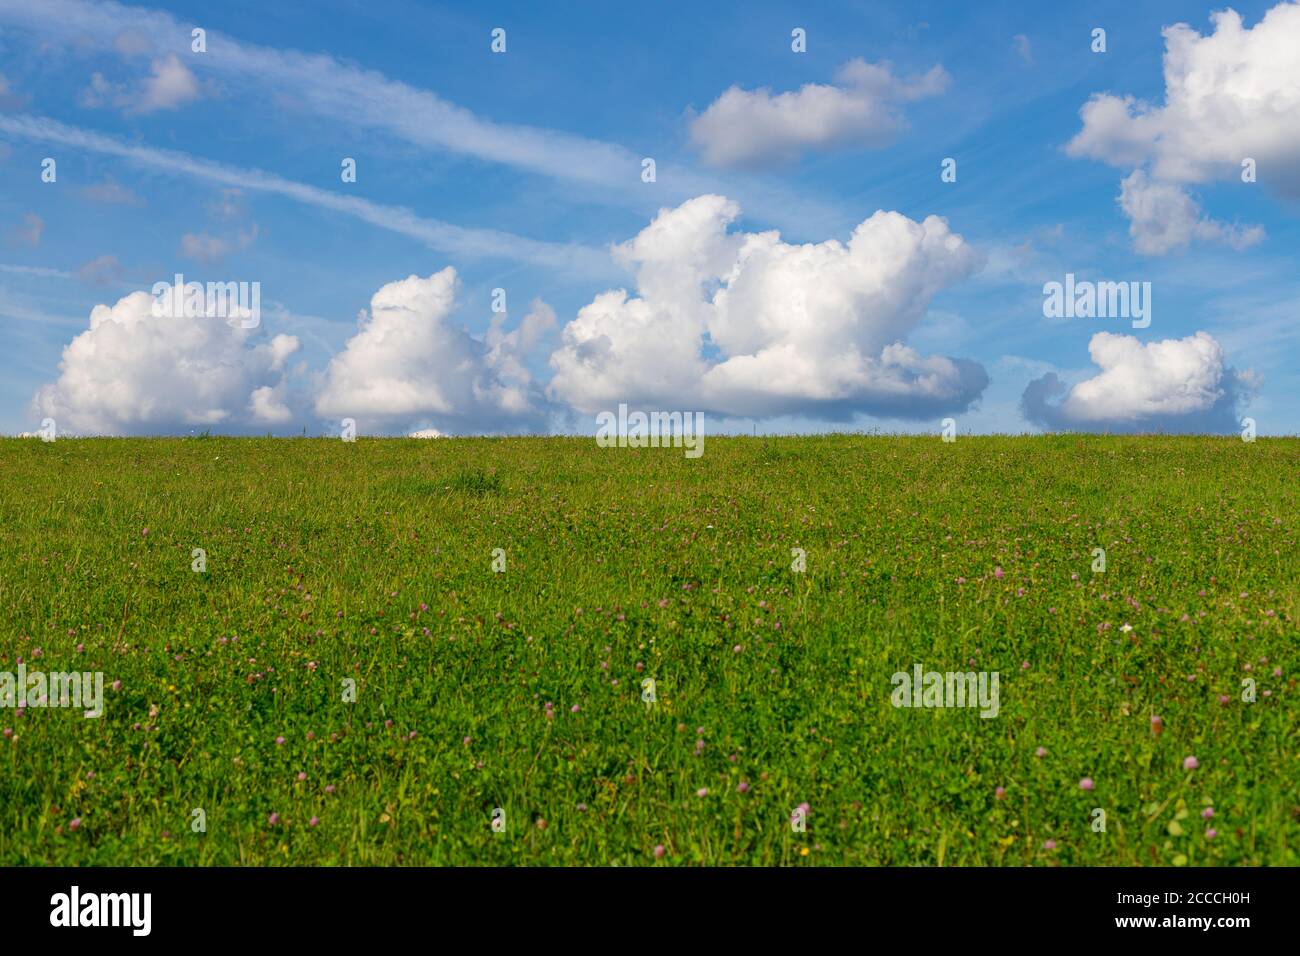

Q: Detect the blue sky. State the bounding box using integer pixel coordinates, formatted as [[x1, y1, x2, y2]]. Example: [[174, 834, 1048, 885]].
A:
[[0, 0, 1296, 436]]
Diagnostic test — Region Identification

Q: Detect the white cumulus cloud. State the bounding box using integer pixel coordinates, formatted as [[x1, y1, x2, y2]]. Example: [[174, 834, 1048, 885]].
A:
[[135, 54, 200, 112], [1066, 2, 1299, 252], [548, 195, 988, 421], [314, 267, 554, 434], [1021, 331, 1255, 432], [1118, 170, 1264, 255], [1067, 2, 1300, 189], [32, 289, 301, 434], [689, 59, 949, 168], [80, 54, 202, 114]]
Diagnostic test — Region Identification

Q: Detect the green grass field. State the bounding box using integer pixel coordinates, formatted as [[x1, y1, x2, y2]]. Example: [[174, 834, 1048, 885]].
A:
[[0, 435, 1296, 865]]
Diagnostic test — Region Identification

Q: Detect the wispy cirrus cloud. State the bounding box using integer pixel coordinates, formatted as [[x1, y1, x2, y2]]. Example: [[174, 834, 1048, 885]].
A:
[[0, 72, 27, 110], [8, 212, 44, 247], [0, 0, 646, 188], [79, 179, 146, 206], [0, 0, 851, 237], [0, 113, 617, 278]]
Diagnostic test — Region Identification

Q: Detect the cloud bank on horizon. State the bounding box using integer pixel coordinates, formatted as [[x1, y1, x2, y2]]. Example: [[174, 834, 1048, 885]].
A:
[[1, 0, 1296, 437]]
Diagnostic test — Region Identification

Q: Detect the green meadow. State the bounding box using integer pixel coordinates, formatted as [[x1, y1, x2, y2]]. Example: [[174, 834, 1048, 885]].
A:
[[0, 435, 1296, 865]]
